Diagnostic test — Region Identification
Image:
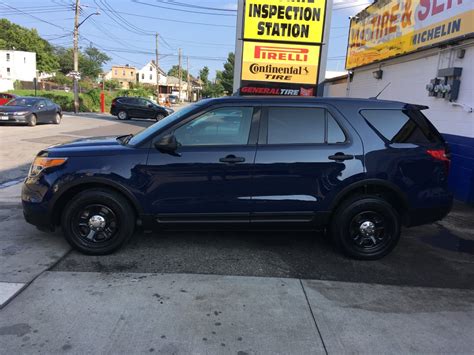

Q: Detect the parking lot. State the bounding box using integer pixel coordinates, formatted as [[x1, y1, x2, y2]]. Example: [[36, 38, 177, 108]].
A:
[[1, 113, 473, 353]]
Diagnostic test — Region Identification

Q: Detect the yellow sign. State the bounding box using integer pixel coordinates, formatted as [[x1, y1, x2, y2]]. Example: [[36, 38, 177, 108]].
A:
[[242, 41, 321, 84], [243, 0, 327, 44], [346, 0, 474, 69]]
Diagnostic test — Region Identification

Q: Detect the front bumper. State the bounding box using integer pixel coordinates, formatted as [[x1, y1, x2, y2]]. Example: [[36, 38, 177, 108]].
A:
[[0, 114, 28, 123], [21, 179, 55, 231]]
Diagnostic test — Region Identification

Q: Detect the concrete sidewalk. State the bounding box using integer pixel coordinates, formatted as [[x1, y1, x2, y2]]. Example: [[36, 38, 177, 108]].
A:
[[0, 271, 473, 354], [0, 184, 70, 308]]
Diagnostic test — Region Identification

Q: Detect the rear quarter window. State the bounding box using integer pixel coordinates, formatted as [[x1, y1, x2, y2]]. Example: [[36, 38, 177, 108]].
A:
[[360, 109, 442, 144]]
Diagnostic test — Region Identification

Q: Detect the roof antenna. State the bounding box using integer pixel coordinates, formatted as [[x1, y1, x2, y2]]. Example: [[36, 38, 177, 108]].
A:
[[370, 82, 391, 100]]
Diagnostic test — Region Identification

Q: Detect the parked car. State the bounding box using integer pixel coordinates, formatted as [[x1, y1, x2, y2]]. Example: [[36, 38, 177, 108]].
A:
[[110, 97, 172, 121], [22, 96, 452, 259], [0, 93, 16, 105], [168, 95, 179, 104], [0, 96, 62, 126]]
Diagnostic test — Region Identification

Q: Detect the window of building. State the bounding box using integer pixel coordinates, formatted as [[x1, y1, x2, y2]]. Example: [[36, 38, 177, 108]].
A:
[[142, 73, 145, 80], [150, 66, 153, 71], [6, 68, 11, 75], [122, 70, 125, 75], [150, 74, 153, 80], [24, 57, 26, 63], [174, 107, 254, 146], [114, 70, 118, 75], [6, 53, 10, 62], [266, 107, 346, 145], [360, 109, 441, 144]]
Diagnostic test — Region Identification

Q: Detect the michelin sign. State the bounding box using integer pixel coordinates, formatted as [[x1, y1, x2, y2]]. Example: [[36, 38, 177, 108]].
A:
[[235, 0, 330, 96]]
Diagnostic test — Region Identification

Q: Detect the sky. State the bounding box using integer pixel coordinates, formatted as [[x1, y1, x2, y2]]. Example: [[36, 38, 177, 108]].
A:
[[0, 0, 372, 78]]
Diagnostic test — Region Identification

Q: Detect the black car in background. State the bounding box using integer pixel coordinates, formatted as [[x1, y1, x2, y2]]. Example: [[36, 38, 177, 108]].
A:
[[0, 97, 62, 126], [110, 97, 172, 121]]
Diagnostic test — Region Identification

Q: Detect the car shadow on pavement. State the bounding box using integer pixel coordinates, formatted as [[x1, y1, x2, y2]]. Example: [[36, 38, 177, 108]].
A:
[[53, 222, 474, 290]]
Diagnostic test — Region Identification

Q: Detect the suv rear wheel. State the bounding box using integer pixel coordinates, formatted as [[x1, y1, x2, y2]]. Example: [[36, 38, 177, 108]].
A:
[[117, 110, 128, 120], [61, 188, 135, 255], [331, 195, 401, 260]]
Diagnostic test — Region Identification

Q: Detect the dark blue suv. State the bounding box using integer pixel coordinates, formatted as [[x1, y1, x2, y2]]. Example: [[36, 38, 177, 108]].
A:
[[22, 97, 453, 259]]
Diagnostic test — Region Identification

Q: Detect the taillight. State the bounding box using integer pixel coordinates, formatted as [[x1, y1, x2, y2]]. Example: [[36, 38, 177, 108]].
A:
[[427, 149, 450, 172]]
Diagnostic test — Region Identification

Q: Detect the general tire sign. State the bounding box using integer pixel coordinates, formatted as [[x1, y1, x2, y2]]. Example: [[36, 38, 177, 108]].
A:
[[238, 0, 329, 96]]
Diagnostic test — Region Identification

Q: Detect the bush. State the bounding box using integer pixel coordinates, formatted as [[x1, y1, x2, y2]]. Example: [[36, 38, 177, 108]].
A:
[[8, 89, 114, 112]]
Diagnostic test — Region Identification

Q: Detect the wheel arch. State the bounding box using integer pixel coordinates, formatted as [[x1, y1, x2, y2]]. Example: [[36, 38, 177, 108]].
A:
[[329, 179, 410, 224], [51, 178, 143, 226]]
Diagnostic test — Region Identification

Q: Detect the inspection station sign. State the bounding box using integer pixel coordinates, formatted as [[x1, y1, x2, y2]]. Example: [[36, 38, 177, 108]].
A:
[[346, 0, 474, 69], [243, 0, 327, 44], [238, 0, 329, 96]]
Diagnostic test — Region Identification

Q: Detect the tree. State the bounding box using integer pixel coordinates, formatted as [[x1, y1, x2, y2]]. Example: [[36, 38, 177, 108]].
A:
[[167, 65, 188, 81], [199, 66, 210, 85], [220, 52, 234, 94], [55, 45, 110, 79], [0, 19, 59, 73]]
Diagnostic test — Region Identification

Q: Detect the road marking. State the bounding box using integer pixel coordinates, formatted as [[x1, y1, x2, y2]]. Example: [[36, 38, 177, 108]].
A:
[[0, 282, 25, 308], [0, 178, 24, 189]]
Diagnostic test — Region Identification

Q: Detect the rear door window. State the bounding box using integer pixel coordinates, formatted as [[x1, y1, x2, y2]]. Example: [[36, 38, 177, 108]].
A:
[[266, 107, 346, 144], [361, 109, 442, 144]]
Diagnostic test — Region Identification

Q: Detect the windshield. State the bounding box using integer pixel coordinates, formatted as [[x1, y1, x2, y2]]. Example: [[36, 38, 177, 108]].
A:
[[6, 98, 40, 107], [128, 103, 201, 146]]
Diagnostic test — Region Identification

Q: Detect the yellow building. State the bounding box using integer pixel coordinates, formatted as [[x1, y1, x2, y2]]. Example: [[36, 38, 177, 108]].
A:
[[104, 64, 137, 89]]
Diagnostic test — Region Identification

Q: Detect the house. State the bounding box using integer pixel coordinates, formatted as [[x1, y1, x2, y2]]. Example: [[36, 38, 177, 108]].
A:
[[137, 60, 167, 89], [0, 50, 36, 83], [104, 64, 137, 89]]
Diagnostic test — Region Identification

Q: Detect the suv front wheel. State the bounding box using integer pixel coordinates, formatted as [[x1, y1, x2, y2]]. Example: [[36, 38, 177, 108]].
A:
[[331, 195, 401, 260], [61, 188, 135, 255]]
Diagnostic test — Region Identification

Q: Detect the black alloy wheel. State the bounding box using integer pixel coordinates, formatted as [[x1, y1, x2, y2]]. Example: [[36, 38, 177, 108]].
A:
[[331, 195, 401, 260], [61, 188, 135, 255]]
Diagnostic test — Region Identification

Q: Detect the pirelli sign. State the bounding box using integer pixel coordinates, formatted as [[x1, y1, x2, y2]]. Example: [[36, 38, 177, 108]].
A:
[[239, 0, 328, 96], [242, 42, 321, 84]]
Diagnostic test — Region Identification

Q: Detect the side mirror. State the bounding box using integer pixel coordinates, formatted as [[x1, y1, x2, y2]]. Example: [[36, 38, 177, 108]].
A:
[[154, 134, 180, 155]]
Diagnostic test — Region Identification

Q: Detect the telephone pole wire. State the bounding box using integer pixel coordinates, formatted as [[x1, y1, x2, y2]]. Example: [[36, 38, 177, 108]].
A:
[[186, 56, 190, 102]]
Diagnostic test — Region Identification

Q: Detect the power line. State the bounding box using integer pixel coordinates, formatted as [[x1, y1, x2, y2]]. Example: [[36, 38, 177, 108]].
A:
[[0, 2, 69, 30], [132, 0, 237, 17]]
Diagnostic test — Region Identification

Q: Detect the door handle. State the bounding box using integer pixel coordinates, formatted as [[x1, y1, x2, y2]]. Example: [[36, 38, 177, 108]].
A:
[[328, 153, 354, 162], [219, 155, 246, 164]]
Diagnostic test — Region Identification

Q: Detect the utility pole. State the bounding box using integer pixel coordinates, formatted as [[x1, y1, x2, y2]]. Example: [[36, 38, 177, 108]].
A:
[[178, 48, 182, 103], [186, 56, 191, 102], [155, 33, 160, 103], [73, 0, 80, 114]]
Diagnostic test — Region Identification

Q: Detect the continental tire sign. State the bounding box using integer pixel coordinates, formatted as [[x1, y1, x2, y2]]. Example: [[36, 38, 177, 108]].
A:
[[239, 0, 328, 94], [242, 42, 321, 84], [243, 0, 327, 44]]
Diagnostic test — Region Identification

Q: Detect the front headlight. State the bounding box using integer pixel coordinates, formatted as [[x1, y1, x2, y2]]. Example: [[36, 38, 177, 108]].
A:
[[28, 157, 68, 178], [13, 111, 31, 116]]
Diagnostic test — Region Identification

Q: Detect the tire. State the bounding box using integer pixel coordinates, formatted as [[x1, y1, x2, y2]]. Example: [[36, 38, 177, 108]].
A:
[[61, 188, 135, 255], [330, 195, 401, 260], [155, 113, 166, 121], [27, 114, 37, 127], [117, 110, 128, 120], [53, 113, 61, 124]]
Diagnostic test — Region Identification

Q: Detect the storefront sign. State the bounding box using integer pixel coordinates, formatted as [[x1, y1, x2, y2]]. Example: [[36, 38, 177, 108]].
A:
[[240, 84, 315, 96], [241, 41, 321, 84], [243, 0, 328, 44], [346, 0, 474, 69]]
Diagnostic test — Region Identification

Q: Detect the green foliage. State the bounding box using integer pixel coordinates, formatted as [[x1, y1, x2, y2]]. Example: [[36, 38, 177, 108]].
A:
[[167, 65, 188, 81], [220, 52, 234, 94], [0, 19, 59, 73], [104, 79, 121, 90], [55, 45, 110, 79], [49, 72, 73, 86], [8, 89, 113, 113], [117, 83, 155, 99]]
